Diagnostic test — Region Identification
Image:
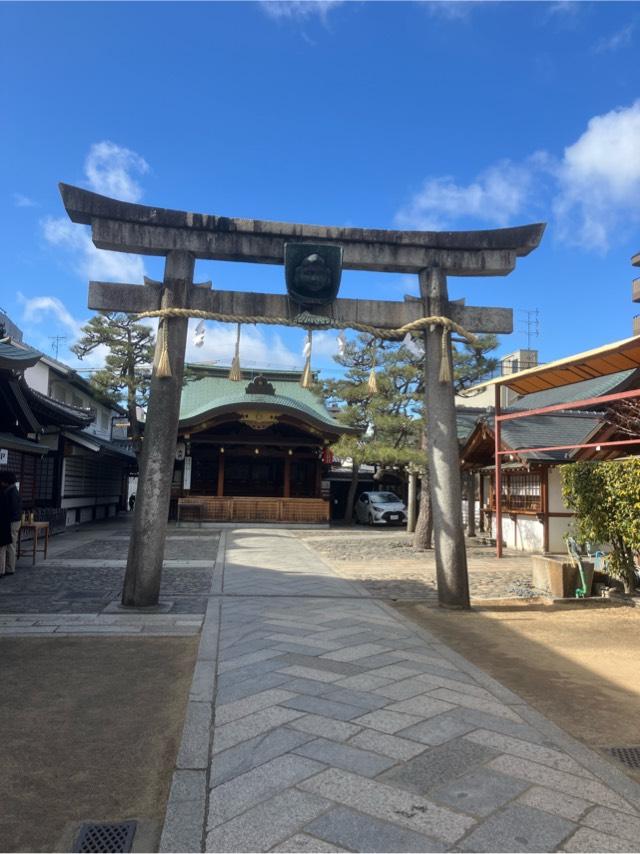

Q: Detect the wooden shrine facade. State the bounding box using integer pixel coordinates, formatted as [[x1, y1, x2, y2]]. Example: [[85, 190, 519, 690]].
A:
[[173, 366, 355, 524]]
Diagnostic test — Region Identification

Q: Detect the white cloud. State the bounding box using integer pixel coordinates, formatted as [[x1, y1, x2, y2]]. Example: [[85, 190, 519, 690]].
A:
[[421, 2, 473, 21], [553, 100, 640, 250], [310, 330, 342, 358], [13, 193, 37, 208], [542, 1, 581, 23], [185, 320, 301, 369], [41, 139, 149, 281], [394, 160, 535, 230], [42, 216, 145, 281], [395, 100, 640, 253], [16, 292, 106, 370], [259, 1, 344, 22], [18, 293, 82, 337], [594, 22, 634, 53], [84, 141, 149, 202]]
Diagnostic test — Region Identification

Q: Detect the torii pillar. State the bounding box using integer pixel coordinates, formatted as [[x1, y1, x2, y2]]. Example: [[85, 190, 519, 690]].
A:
[[58, 182, 544, 608]]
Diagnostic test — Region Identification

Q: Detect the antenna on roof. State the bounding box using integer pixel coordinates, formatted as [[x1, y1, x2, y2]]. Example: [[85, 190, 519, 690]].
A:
[[50, 335, 67, 359], [517, 309, 540, 352]]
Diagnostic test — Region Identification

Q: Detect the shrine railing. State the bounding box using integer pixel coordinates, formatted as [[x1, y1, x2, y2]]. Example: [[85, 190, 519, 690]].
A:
[[177, 495, 330, 524]]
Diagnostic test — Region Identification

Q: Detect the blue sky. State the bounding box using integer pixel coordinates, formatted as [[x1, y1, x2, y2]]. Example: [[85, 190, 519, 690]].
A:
[[1, 0, 639, 377]]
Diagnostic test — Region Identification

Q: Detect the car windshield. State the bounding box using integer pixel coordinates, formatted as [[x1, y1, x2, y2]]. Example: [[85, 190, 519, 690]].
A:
[[371, 493, 400, 504]]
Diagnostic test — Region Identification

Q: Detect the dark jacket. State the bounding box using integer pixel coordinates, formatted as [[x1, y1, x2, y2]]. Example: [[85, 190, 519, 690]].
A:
[[4, 485, 21, 523], [0, 488, 12, 547]]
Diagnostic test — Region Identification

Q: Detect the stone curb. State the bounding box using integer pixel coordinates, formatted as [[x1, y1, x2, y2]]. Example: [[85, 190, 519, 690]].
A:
[[159, 531, 226, 853]]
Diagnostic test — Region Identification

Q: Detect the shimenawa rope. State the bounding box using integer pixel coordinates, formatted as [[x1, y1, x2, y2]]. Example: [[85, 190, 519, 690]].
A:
[[140, 308, 477, 383]]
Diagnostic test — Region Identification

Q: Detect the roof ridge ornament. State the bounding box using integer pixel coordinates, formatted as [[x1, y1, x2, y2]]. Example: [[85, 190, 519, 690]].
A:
[[245, 374, 275, 396]]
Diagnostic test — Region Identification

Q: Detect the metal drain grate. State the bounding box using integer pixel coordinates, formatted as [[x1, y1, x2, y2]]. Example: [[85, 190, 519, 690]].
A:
[[606, 747, 640, 769], [72, 821, 137, 853]]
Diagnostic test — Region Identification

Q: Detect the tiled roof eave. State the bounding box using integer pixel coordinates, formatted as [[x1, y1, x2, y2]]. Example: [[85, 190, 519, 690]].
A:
[[23, 384, 95, 427], [179, 396, 356, 435]]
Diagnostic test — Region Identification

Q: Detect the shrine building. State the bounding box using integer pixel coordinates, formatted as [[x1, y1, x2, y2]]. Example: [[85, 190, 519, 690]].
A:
[[172, 365, 357, 524]]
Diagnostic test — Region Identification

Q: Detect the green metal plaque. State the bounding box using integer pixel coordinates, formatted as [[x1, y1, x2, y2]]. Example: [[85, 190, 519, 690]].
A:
[[284, 243, 343, 306]]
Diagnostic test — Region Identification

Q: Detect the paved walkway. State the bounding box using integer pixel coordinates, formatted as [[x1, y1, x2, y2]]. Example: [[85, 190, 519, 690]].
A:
[[162, 529, 640, 853], [0, 517, 214, 635]]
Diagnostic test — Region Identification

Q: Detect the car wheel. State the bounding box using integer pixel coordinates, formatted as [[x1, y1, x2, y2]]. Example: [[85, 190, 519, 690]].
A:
[[368, 514, 374, 526]]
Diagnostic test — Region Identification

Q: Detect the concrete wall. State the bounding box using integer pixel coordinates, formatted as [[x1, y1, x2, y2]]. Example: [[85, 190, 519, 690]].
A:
[[490, 513, 544, 552], [23, 361, 49, 394], [548, 467, 574, 553], [548, 467, 566, 513]]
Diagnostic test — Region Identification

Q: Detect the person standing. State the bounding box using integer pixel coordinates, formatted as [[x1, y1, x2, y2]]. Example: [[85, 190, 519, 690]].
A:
[[0, 478, 11, 576], [0, 471, 21, 576]]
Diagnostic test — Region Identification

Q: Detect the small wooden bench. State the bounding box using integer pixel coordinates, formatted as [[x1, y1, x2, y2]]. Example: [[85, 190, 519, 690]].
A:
[[17, 521, 50, 566]]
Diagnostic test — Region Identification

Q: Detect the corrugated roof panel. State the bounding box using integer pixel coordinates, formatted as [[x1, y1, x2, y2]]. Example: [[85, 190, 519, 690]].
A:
[[465, 335, 640, 396]]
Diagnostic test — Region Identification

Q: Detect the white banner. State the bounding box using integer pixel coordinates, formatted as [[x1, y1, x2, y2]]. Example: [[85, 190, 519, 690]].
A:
[[183, 456, 192, 491]]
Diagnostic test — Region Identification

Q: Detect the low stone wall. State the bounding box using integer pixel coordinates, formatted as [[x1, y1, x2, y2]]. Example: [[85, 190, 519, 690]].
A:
[[532, 554, 595, 598]]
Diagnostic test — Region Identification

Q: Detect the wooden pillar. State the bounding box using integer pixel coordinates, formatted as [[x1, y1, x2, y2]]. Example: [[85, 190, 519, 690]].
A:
[[122, 249, 195, 607], [467, 471, 476, 538], [494, 384, 503, 559], [283, 454, 291, 498], [478, 473, 485, 532], [541, 467, 549, 554], [315, 458, 322, 498], [217, 452, 225, 497], [420, 267, 470, 609], [407, 470, 417, 533]]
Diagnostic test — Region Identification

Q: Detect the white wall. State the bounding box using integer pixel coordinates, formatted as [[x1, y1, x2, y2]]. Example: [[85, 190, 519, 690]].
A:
[[548, 467, 567, 513], [23, 361, 49, 394], [31, 367, 124, 442], [490, 514, 544, 552]]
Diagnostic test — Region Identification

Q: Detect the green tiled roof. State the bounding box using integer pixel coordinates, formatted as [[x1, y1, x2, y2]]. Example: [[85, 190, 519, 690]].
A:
[[179, 366, 352, 434], [509, 369, 636, 411], [0, 340, 41, 370]]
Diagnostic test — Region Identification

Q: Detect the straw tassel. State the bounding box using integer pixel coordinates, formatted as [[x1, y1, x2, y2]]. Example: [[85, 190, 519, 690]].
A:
[[155, 318, 172, 379], [300, 330, 313, 388], [438, 325, 452, 384], [366, 339, 378, 394], [367, 366, 378, 394], [228, 323, 242, 381]]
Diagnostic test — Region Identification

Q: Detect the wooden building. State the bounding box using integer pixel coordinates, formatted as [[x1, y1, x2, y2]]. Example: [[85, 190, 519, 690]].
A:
[[174, 366, 357, 524], [459, 367, 640, 553], [1, 336, 135, 530]]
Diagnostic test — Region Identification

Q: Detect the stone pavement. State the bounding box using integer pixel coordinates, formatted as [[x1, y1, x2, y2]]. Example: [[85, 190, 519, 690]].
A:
[[0, 516, 215, 635], [162, 529, 640, 853]]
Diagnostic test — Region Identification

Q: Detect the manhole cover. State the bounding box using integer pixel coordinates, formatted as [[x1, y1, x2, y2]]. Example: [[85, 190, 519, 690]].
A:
[[606, 747, 640, 769], [72, 821, 137, 853]]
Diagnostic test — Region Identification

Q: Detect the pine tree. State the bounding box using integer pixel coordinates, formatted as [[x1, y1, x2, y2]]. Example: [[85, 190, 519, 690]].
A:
[[319, 335, 424, 521], [321, 332, 499, 538], [71, 313, 155, 450]]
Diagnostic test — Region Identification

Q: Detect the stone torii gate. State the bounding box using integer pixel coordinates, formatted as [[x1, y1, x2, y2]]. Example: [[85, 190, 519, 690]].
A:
[[59, 183, 544, 610]]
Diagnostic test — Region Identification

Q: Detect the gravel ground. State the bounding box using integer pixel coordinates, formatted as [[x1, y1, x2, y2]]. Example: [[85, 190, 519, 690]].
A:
[[298, 530, 539, 601]]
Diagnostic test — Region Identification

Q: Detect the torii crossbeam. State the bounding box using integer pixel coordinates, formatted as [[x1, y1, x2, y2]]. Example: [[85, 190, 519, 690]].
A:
[[59, 183, 544, 609]]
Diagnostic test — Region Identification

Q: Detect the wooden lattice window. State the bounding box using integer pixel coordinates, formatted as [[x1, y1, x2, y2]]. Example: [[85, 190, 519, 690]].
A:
[[491, 471, 542, 513]]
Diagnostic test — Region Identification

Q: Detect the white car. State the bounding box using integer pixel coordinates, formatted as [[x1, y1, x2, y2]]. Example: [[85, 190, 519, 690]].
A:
[[355, 491, 407, 526]]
